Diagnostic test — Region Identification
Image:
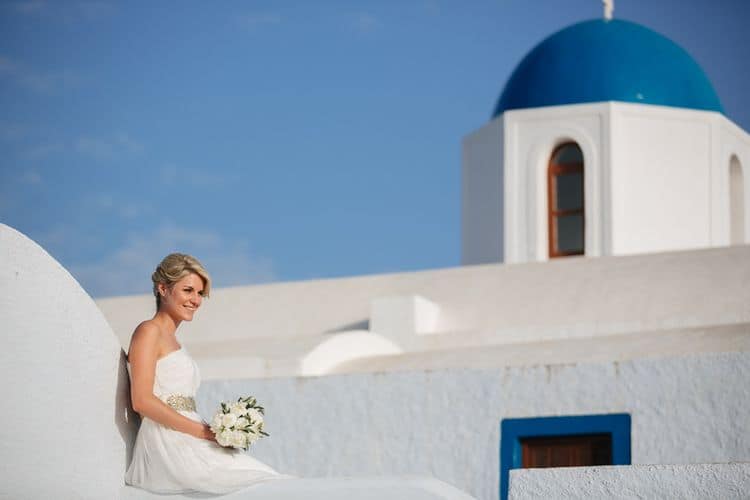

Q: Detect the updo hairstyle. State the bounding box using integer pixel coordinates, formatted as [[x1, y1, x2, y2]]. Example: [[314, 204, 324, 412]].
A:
[[151, 253, 211, 311]]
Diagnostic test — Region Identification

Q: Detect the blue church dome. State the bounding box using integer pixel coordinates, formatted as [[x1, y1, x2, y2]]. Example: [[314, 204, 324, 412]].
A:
[[493, 19, 723, 117]]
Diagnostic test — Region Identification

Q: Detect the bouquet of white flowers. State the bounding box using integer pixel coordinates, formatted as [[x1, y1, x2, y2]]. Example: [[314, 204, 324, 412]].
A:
[[209, 396, 269, 450]]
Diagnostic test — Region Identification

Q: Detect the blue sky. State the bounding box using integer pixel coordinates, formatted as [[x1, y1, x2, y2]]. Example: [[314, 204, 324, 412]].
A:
[[1, 0, 749, 298]]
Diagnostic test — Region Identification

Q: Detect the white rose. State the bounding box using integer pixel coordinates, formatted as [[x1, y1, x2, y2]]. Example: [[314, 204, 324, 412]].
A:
[[210, 413, 224, 432], [246, 408, 264, 424], [221, 413, 238, 428], [230, 430, 247, 449], [229, 403, 247, 416], [217, 429, 233, 447], [235, 417, 249, 429]]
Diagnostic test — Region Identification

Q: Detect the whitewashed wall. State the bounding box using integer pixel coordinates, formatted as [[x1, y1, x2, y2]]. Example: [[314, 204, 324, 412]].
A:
[[0, 223, 135, 499], [610, 105, 713, 255], [509, 463, 750, 500], [99, 246, 750, 380], [716, 119, 750, 245], [462, 117, 505, 265], [196, 351, 750, 500]]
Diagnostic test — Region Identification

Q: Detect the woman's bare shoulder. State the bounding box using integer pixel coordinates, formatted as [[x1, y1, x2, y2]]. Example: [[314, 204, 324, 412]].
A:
[[128, 321, 161, 359], [134, 319, 160, 333]]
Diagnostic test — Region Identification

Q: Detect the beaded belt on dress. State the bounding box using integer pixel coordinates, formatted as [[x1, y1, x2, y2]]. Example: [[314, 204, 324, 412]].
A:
[[163, 394, 196, 412]]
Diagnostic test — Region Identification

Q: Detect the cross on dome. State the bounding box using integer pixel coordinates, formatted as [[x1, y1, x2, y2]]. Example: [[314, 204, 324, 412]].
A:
[[603, 0, 614, 20]]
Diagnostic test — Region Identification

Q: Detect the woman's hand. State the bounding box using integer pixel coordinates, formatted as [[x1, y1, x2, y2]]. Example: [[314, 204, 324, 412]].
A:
[[194, 423, 217, 442]]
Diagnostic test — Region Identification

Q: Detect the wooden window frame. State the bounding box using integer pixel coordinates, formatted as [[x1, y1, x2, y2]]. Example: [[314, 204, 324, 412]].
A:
[[520, 433, 613, 468], [548, 143, 585, 258]]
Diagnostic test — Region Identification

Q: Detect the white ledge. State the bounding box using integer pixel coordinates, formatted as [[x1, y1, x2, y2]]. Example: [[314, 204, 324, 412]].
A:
[[122, 476, 476, 499], [509, 463, 750, 499]]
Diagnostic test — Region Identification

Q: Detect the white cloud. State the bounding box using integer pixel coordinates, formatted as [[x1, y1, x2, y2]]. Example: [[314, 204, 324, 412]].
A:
[[0, 121, 26, 141], [76, 136, 113, 158], [0, 56, 15, 75], [21, 141, 64, 159], [36, 222, 101, 249], [15, 132, 139, 162], [12, 1, 46, 14], [8, 1, 115, 21], [236, 12, 282, 30], [75, 132, 143, 159], [423, 0, 440, 17], [82, 192, 152, 219], [0, 55, 83, 94], [19, 170, 42, 184], [115, 132, 144, 153], [68, 222, 276, 298], [76, 1, 115, 21], [351, 12, 380, 33], [88, 193, 114, 209], [118, 203, 146, 219], [160, 163, 232, 188]]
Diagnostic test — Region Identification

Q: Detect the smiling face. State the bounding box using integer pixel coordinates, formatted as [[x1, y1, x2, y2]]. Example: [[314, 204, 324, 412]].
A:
[[157, 272, 205, 322]]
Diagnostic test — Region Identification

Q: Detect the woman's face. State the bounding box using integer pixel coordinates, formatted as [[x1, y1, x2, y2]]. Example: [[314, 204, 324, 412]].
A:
[[159, 272, 205, 322]]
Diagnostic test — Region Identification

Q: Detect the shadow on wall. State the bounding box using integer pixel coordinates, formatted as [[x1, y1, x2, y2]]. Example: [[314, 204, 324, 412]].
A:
[[325, 320, 370, 334], [116, 349, 140, 468]]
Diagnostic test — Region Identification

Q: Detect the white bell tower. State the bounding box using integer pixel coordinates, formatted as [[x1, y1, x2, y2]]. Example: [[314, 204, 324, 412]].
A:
[[462, 18, 750, 265]]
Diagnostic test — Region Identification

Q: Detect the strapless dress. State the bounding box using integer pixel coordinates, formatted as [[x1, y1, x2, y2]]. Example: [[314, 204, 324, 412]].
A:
[[125, 346, 290, 494]]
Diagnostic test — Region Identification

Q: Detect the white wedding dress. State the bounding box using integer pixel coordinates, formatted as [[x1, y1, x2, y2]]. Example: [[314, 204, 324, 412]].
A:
[[125, 345, 290, 494]]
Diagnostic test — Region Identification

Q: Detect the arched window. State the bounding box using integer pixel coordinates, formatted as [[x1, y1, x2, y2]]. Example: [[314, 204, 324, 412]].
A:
[[730, 155, 745, 244], [548, 143, 584, 257]]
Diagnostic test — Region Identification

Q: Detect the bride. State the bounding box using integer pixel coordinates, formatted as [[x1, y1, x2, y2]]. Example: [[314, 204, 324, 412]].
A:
[[125, 253, 290, 494]]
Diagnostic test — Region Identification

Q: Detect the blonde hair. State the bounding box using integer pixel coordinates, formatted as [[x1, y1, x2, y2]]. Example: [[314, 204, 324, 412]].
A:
[[151, 253, 211, 310]]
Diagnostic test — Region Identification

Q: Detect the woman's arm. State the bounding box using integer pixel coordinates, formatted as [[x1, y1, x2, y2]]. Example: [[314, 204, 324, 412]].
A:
[[128, 323, 214, 441]]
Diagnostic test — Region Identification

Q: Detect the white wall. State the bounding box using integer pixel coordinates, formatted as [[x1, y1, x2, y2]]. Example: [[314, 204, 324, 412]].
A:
[[610, 105, 713, 254], [0, 223, 134, 499], [717, 119, 750, 245], [196, 351, 750, 500], [462, 118, 505, 265], [99, 246, 750, 379], [509, 463, 750, 500]]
